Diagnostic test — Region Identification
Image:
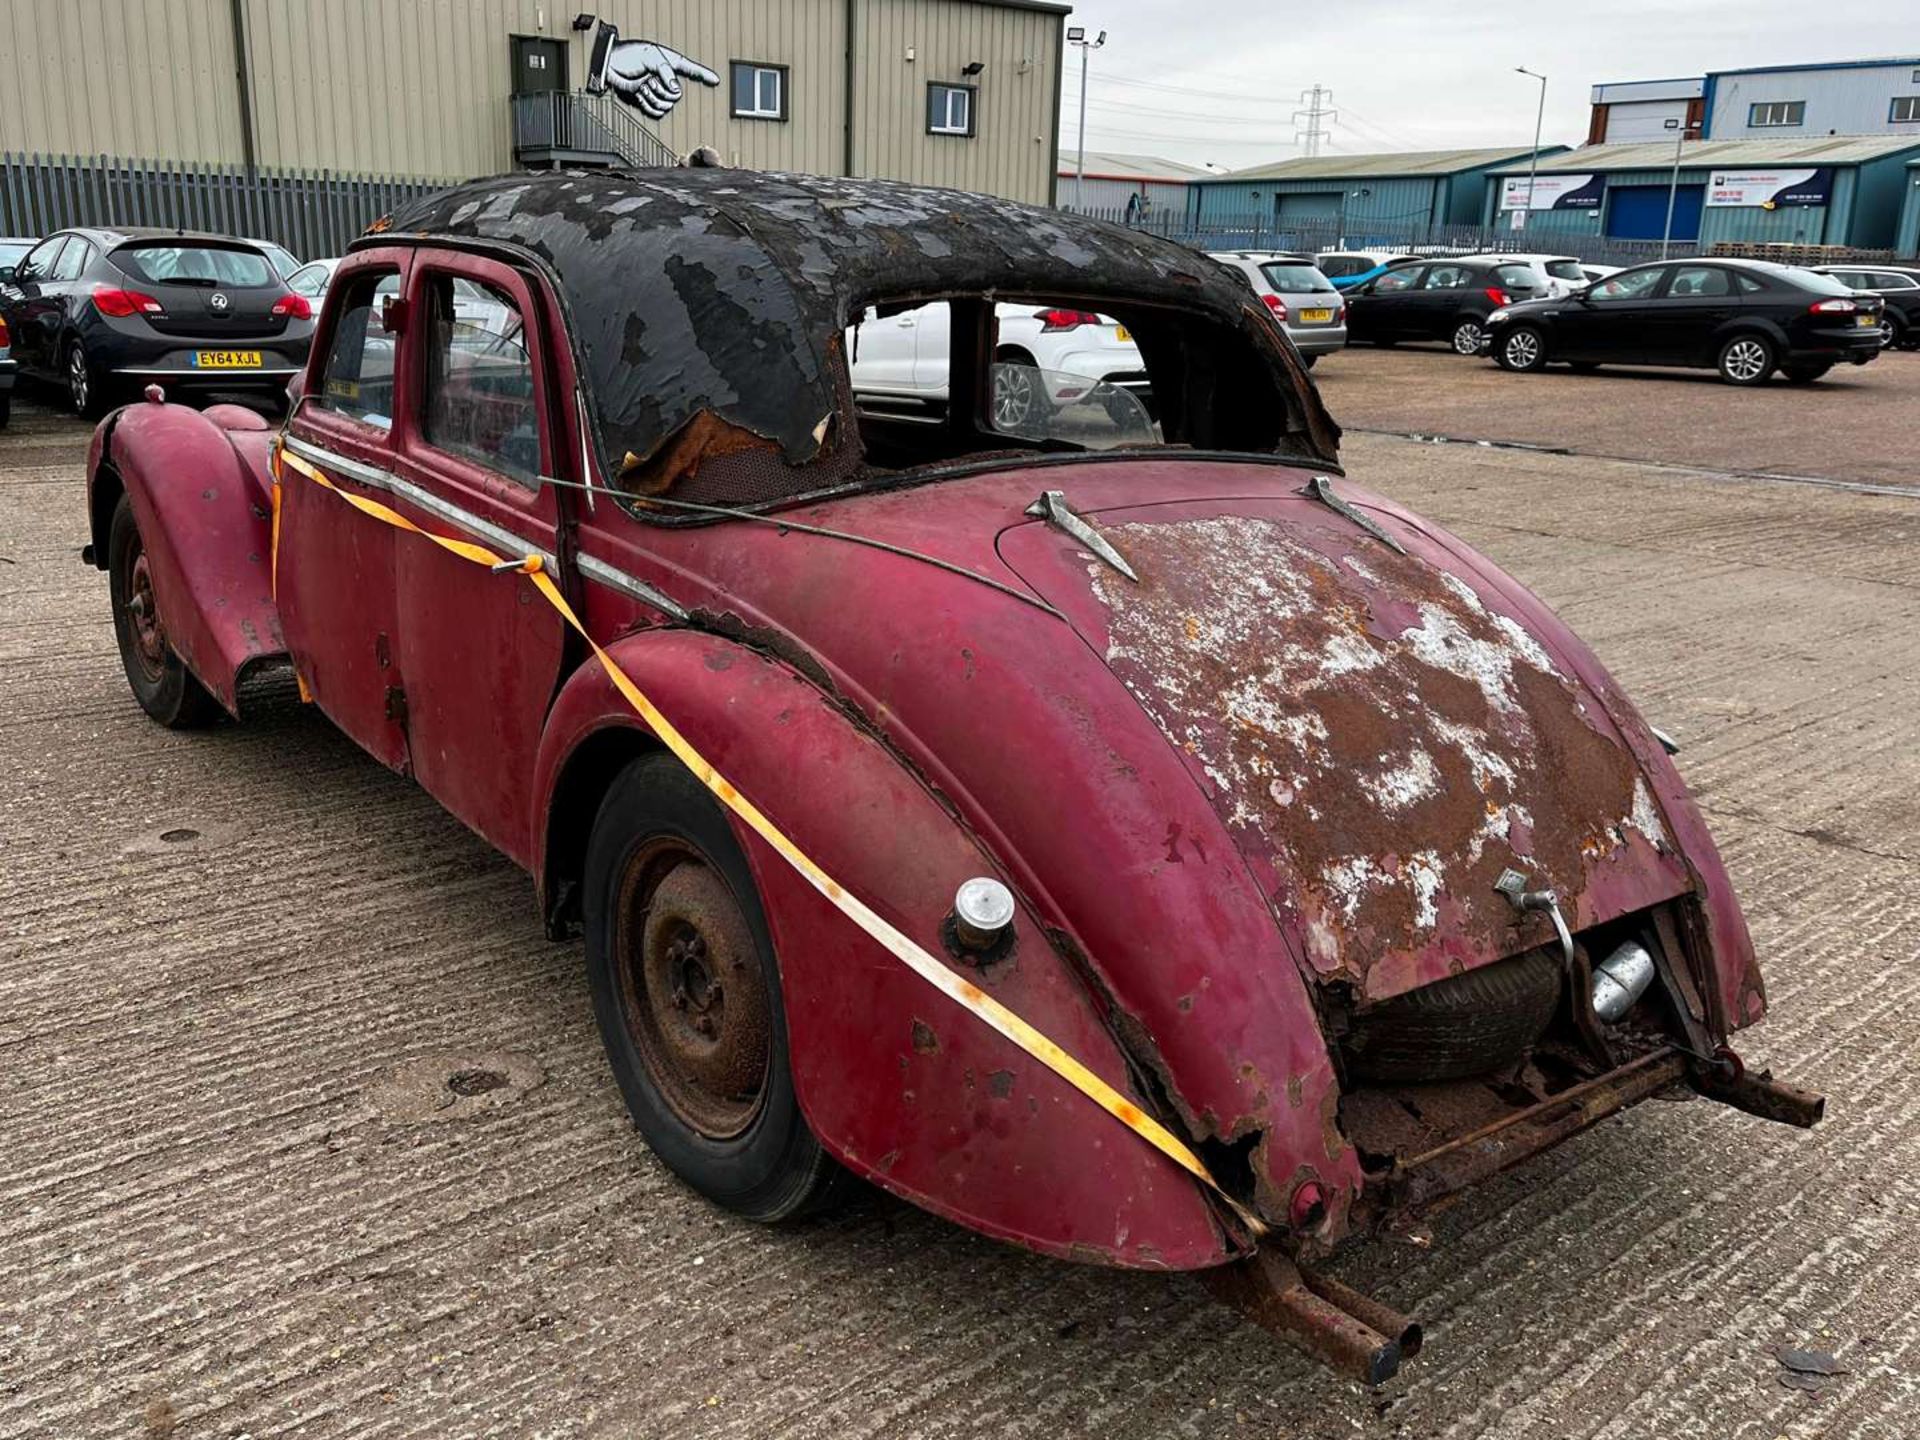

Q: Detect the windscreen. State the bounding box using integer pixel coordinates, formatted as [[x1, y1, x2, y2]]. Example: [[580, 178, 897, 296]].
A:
[[1261, 263, 1335, 293], [0, 241, 29, 269], [114, 243, 276, 287]]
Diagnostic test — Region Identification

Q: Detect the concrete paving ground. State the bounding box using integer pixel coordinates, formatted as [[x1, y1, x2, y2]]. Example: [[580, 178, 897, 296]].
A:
[[3, 353, 1918, 1439]]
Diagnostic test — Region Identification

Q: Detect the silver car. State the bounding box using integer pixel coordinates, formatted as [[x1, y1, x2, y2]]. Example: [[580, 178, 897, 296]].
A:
[[1211, 252, 1347, 366]]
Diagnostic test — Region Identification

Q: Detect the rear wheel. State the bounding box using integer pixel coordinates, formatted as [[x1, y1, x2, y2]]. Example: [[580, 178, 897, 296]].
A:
[[1450, 318, 1488, 355], [1341, 948, 1563, 1083], [1782, 362, 1833, 384], [107, 494, 221, 728], [990, 349, 1043, 431], [1495, 325, 1547, 372], [1883, 314, 1906, 350], [583, 754, 843, 1222], [1716, 334, 1774, 386], [67, 339, 110, 419]]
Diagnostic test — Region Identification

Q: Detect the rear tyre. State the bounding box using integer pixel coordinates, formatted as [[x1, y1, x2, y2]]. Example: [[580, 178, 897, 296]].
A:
[[1883, 315, 1907, 351], [107, 494, 222, 728], [66, 339, 110, 419], [583, 753, 844, 1223], [1782, 363, 1833, 384], [1341, 948, 1564, 1083], [1716, 334, 1774, 386], [1495, 325, 1548, 372], [1450, 319, 1488, 355]]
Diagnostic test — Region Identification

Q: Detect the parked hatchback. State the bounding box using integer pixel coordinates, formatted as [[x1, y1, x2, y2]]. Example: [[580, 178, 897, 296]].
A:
[[1345, 257, 1547, 354], [1457, 252, 1589, 298], [1808, 264, 1920, 350], [1486, 258, 1883, 385], [1210, 252, 1347, 366], [0, 227, 316, 416]]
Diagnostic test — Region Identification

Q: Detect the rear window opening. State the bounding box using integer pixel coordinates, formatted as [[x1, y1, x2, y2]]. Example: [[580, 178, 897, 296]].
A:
[[113, 243, 276, 288], [1544, 259, 1587, 282], [607, 289, 1314, 519]]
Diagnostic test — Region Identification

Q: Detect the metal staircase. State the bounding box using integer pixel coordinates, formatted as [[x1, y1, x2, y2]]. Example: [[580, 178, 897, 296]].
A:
[[510, 91, 680, 170]]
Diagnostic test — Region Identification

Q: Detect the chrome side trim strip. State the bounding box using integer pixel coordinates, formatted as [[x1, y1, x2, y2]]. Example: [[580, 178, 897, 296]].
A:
[[577, 554, 689, 621], [282, 434, 558, 573]]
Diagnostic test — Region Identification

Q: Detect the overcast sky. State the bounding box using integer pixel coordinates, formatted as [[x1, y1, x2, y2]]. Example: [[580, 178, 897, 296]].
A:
[[1056, 0, 1916, 169]]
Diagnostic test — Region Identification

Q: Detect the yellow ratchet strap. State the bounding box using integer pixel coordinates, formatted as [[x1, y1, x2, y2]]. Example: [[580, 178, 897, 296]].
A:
[[274, 444, 1264, 1238]]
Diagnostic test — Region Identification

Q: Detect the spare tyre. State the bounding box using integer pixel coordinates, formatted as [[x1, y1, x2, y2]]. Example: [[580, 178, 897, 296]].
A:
[[1341, 947, 1563, 1083]]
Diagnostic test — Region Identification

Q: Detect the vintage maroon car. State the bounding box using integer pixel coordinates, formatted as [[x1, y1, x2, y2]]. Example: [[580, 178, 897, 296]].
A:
[[82, 169, 1820, 1381]]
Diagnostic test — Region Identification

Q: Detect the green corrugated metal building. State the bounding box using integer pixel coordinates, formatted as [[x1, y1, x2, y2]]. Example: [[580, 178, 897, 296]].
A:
[[1897, 160, 1920, 257], [1485, 137, 1920, 250], [1190, 147, 1567, 236]]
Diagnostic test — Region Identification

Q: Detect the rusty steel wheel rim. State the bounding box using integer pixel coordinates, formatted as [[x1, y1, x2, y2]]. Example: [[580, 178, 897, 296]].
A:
[[613, 840, 771, 1140], [126, 550, 167, 681]]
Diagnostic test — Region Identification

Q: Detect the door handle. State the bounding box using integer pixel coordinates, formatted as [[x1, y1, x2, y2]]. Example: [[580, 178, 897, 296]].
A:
[[896, 317, 916, 328]]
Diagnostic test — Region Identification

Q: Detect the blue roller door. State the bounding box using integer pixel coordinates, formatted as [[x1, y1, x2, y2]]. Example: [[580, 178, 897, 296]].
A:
[[1607, 183, 1703, 241]]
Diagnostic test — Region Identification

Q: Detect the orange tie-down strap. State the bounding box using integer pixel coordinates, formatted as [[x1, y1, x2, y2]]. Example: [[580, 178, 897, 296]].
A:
[[272, 446, 1264, 1238]]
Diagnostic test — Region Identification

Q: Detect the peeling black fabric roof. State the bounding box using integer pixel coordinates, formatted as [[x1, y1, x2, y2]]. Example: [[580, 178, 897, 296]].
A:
[[368, 168, 1337, 476]]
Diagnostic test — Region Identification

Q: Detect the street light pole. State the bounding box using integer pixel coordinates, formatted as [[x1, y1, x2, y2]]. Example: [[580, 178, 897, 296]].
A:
[[1660, 116, 1687, 259], [1067, 27, 1106, 211], [1515, 67, 1547, 234]]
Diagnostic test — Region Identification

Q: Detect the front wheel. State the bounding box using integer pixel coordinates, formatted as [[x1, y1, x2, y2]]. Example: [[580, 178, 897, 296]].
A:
[[1716, 334, 1775, 386], [583, 753, 843, 1222], [1450, 319, 1488, 355], [1494, 326, 1548, 372], [107, 494, 222, 728]]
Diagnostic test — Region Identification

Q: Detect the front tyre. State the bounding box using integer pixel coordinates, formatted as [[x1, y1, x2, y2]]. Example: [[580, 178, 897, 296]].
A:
[[583, 753, 843, 1222], [1716, 334, 1774, 386], [1494, 325, 1548, 372], [107, 494, 221, 728]]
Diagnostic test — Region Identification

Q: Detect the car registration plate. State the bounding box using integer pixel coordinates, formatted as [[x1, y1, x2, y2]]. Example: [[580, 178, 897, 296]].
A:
[[1114, 324, 1130, 342], [191, 350, 263, 369], [1300, 308, 1334, 323], [1856, 314, 1879, 328]]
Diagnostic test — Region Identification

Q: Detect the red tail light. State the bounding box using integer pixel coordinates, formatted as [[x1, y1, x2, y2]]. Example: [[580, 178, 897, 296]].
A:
[[1485, 287, 1511, 307], [1035, 307, 1101, 332], [1335, 302, 1347, 324], [1808, 297, 1858, 314], [272, 292, 313, 320], [1262, 293, 1289, 324], [92, 286, 165, 318], [0, 315, 9, 348]]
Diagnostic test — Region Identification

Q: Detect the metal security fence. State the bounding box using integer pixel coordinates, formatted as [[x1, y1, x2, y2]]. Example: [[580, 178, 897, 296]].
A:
[[0, 152, 459, 260]]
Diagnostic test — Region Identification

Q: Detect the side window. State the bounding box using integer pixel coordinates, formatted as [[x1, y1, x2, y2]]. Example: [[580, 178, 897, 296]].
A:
[[927, 82, 975, 137], [1493, 264, 1539, 292], [1420, 265, 1471, 290], [1734, 272, 1767, 295], [316, 270, 402, 431], [17, 236, 67, 283], [1318, 256, 1361, 278], [51, 240, 92, 281], [1665, 266, 1731, 298], [421, 275, 542, 490], [1591, 268, 1665, 302], [1372, 267, 1423, 293]]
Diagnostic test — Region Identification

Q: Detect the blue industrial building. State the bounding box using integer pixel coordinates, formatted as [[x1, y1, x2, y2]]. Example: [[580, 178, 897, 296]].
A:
[[1189, 147, 1566, 240], [1591, 55, 1920, 143], [1899, 160, 1920, 255], [1484, 136, 1920, 249]]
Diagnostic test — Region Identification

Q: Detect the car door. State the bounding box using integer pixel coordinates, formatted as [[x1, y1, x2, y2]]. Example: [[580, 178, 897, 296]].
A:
[[386, 253, 569, 865], [1641, 264, 1740, 364], [1414, 263, 1476, 340], [276, 250, 413, 773], [1557, 265, 1668, 362], [4, 236, 70, 375], [847, 303, 925, 394], [1346, 265, 1424, 342]]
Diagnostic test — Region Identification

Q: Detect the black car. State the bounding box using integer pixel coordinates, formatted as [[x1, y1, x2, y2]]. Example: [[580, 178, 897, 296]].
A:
[[0, 227, 315, 417], [1485, 258, 1883, 386], [0, 238, 31, 427], [1808, 264, 1920, 350], [1344, 257, 1548, 355]]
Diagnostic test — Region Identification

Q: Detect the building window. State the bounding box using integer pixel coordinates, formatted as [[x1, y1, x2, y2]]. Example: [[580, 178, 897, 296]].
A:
[[927, 83, 975, 137], [1747, 100, 1805, 127], [730, 61, 787, 121], [1892, 96, 1920, 124]]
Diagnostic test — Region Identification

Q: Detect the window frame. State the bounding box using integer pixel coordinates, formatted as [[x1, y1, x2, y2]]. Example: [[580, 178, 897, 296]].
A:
[[1747, 99, 1806, 128], [51, 237, 94, 282], [16, 235, 70, 285], [1890, 96, 1920, 124], [729, 59, 789, 122], [927, 82, 977, 138], [1661, 264, 1734, 299], [308, 263, 407, 439], [402, 255, 555, 504], [1589, 267, 1667, 302]]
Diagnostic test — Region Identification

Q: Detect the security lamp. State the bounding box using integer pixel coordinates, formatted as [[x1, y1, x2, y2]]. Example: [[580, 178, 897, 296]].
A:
[[570, 12, 596, 30], [1067, 25, 1085, 41], [962, 60, 985, 75]]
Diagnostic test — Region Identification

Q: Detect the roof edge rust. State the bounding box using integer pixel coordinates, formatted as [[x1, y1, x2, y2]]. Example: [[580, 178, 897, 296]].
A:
[[364, 168, 1339, 500]]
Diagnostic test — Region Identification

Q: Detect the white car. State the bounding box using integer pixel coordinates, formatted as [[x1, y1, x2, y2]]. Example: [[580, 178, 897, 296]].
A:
[[286, 257, 338, 301], [1579, 263, 1621, 286], [848, 302, 1149, 431], [1458, 253, 1589, 298]]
